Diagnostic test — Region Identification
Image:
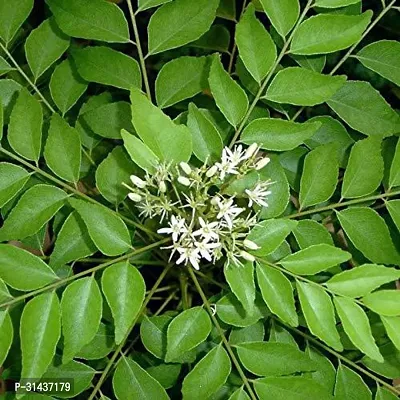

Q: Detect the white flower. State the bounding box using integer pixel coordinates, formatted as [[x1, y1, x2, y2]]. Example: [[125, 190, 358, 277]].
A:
[[176, 245, 201, 270], [245, 182, 271, 208], [215, 158, 239, 180], [193, 217, 220, 242], [159, 181, 167, 193], [128, 193, 142, 202], [216, 198, 243, 229], [255, 157, 271, 171], [224, 145, 247, 165], [194, 240, 220, 262], [157, 215, 188, 242], [137, 199, 154, 218]]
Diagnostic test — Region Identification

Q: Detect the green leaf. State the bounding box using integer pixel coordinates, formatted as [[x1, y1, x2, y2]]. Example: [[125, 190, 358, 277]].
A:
[[77, 322, 115, 360], [217, 292, 268, 327], [43, 359, 95, 398], [96, 146, 137, 204], [280, 244, 351, 275], [236, 4, 276, 83], [130, 88, 192, 163], [381, 316, 400, 351], [46, 0, 130, 43], [299, 143, 338, 209], [342, 136, 383, 199], [113, 356, 169, 400], [229, 387, 250, 400], [217, 0, 236, 20], [25, 18, 69, 81], [334, 296, 383, 362], [0, 184, 68, 241], [0, 79, 22, 123], [327, 81, 400, 137], [61, 276, 102, 363], [0, 244, 58, 291], [229, 321, 265, 345], [297, 281, 343, 351], [0, 162, 30, 207], [376, 386, 399, 400], [81, 101, 133, 140], [102, 261, 145, 344], [182, 345, 231, 399], [190, 24, 230, 53], [72, 46, 141, 90], [256, 263, 298, 326], [259, 155, 290, 219], [248, 219, 297, 256], [121, 129, 159, 172], [8, 88, 43, 162], [21, 292, 61, 379], [334, 363, 372, 400], [69, 198, 131, 256], [148, 0, 219, 54], [315, 0, 360, 7], [305, 346, 336, 393], [146, 363, 181, 389], [254, 376, 333, 400], [293, 220, 333, 249], [138, 0, 172, 11], [389, 139, 400, 188], [355, 40, 400, 86], [266, 67, 346, 106], [387, 200, 400, 231], [187, 103, 223, 163], [165, 306, 211, 362], [0, 56, 14, 77], [0, 278, 11, 303], [224, 261, 255, 313], [50, 211, 97, 269], [50, 58, 87, 115], [362, 291, 400, 317], [208, 56, 248, 127], [325, 264, 400, 298], [44, 114, 81, 183], [155, 56, 210, 108], [0, 310, 13, 365], [291, 54, 326, 73], [0, 0, 33, 44], [259, 0, 299, 38], [236, 342, 316, 376], [290, 11, 372, 55], [337, 207, 400, 265], [241, 118, 321, 151], [140, 315, 171, 359]]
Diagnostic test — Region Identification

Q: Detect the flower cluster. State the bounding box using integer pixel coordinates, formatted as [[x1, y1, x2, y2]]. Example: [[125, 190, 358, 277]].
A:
[[124, 144, 273, 270]]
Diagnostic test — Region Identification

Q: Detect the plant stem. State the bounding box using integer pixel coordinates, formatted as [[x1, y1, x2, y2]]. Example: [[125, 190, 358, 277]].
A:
[[88, 264, 173, 400], [285, 189, 400, 219], [291, 0, 397, 122], [187, 267, 258, 400], [0, 238, 169, 310], [0, 146, 157, 238], [126, 0, 152, 99], [0, 41, 56, 112], [272, 317, 400, 396], [228, 0, 314, 148]]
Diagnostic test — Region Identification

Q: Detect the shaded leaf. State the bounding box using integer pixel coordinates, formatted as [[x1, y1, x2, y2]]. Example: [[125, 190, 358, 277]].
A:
[[0, 310, 13, 365], [293, 220, 333, 249], [0, 162, 30, 208], [362, 291, 400, 317], [0, 0, 33, 44], [334, 363, 372, 400]]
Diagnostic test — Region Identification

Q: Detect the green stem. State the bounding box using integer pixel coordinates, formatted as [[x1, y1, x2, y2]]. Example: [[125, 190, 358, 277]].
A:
[[0, 146, 158, 238], [0, 41, 55, 112], [187, 268, 258, 400], [291, 0, 397, 122], [285, 189, 400, 219], [272, 317, 400, 395], [88, 264, 173, 400], [228, 0, 314, 148], [126, 0, 152, 99], [0, 239, 169, 310]]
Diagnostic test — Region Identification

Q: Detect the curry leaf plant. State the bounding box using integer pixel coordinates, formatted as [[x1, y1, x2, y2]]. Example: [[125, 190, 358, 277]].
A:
[[0, 0, 400, 399]]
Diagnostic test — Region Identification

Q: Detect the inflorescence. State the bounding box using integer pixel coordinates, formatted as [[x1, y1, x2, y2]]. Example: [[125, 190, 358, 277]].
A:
[[124, 144, 273, 270]]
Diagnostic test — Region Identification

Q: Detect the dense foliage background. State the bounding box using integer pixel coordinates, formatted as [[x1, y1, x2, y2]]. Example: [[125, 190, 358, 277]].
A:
[[0, 0, 400, 399]]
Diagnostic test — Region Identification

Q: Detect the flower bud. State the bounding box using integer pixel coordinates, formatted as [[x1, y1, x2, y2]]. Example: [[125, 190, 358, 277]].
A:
[[210, 196, 219, 206], [130, 175, 146, 188], [159, 181, 167, 193], [244, 239, 260, 250], [128, 193, 142, 202], [206, 165, 218, 178], [179, 162, 192, 175], [240, 251, 255, 262], [177, 176, 191, 186], [255, 157, 271, 171], [244, 143, 258, 159]]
